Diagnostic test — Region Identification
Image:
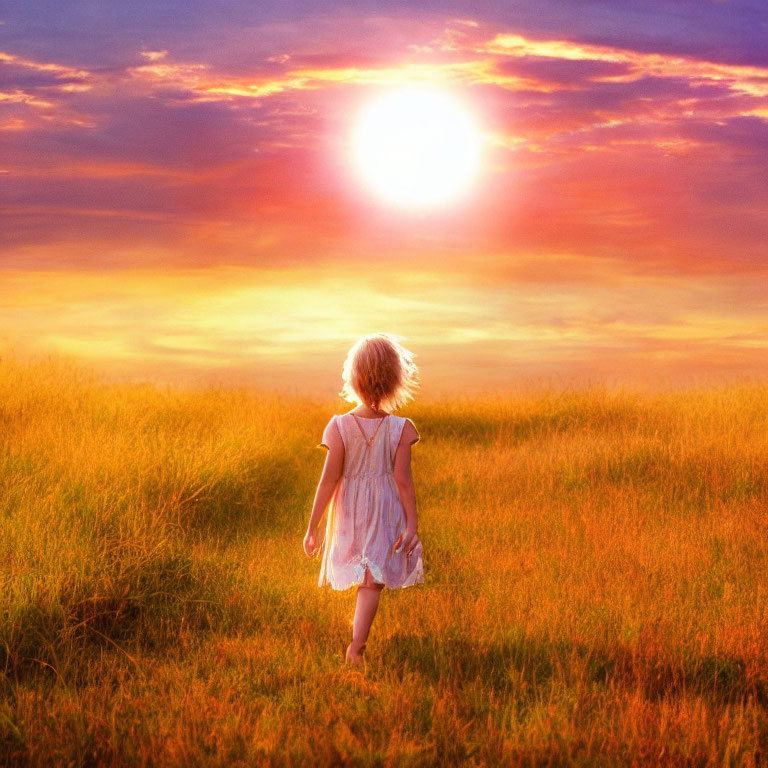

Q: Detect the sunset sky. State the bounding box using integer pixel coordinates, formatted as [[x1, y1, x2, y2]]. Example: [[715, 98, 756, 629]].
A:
[[2, 2, 767, 397]]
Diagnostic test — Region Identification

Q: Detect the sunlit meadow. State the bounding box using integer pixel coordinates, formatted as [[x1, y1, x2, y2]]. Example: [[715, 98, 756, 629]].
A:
[[1, 356, 767, 766]]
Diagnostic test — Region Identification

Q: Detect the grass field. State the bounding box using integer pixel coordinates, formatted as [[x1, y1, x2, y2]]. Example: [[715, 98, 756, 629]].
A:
[[1, 356, 767, 767]]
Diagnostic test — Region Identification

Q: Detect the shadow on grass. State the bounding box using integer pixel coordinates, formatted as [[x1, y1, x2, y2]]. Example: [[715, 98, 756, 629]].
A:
[[188, 455, 302, 539], [593, 645, 768, 706], [0, 550, 233, 685], [380, 630, 767, 706], [417, 400, 645, 448], [131, 454, 303, 543]]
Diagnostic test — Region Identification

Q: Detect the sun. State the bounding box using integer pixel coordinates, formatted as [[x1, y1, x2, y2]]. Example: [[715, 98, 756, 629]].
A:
[[351, 87, 482, 210]]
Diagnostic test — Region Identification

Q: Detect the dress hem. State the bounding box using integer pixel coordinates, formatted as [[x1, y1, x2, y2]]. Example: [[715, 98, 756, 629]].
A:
[[318, 577, 425, 592], [317, 557, 425, 591]]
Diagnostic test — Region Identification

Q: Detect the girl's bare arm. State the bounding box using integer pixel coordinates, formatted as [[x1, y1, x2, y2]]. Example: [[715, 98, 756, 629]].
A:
[[393, 420, 420, 537], [307, 420, 344, 534]]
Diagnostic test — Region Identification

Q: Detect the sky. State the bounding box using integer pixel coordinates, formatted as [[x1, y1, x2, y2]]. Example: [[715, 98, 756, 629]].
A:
[[1, 1, 767, 398]]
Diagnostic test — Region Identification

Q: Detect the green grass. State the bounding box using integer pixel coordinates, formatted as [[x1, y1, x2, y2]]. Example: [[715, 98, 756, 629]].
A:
[[1, 356, 767, 766]]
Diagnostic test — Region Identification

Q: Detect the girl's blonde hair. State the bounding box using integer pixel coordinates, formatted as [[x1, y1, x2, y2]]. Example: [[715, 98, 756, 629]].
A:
[[339, 333, 419, 412]]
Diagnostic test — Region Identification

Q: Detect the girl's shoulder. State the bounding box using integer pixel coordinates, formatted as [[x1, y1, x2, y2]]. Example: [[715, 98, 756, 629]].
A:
[[396, 416, 420, 445]]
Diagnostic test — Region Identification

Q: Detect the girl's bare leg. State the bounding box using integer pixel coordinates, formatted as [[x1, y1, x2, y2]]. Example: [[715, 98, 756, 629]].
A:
[[346, 566, 384, 664]]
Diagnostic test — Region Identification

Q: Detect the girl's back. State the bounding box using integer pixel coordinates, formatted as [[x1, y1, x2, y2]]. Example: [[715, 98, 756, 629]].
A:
[[317, 412, 424, 590]]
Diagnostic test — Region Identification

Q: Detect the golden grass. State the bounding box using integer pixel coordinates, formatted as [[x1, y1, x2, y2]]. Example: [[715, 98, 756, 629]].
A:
[[1, 356, 767, 766]]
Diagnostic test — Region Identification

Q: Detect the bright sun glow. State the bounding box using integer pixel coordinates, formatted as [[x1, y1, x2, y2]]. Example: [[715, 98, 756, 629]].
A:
[[352, 87, 482, 209]]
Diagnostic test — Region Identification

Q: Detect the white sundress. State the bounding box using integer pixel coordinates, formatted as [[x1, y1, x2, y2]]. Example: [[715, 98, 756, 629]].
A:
[[316, 412, 425, 590]]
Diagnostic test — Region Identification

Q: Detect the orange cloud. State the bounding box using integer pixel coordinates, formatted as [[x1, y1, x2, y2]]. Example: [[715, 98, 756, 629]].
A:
[[0, 51, 91, 80]]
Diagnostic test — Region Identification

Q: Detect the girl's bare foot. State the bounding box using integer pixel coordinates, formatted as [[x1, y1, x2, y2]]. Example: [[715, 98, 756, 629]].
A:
[[345, 642, 366, 666]]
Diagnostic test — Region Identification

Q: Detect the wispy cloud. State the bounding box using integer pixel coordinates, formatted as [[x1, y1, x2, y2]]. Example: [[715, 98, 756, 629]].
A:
[[2, 266, 765, 390]]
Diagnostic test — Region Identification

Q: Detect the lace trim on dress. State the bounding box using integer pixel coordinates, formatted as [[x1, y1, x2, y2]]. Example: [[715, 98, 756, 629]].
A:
[[354, 554, 385, 584]]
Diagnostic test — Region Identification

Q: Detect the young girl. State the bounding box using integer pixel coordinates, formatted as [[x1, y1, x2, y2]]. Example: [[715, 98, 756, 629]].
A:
[[303, 332, 425, 667]]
